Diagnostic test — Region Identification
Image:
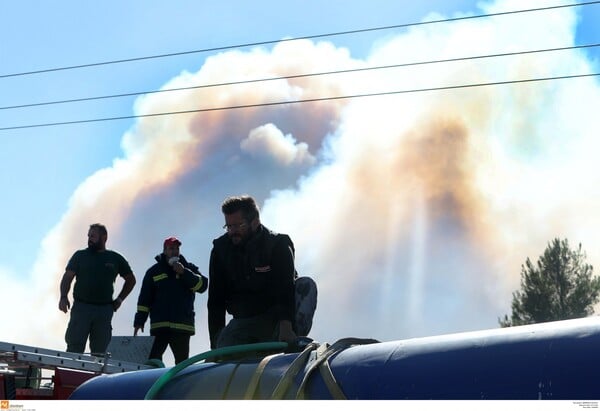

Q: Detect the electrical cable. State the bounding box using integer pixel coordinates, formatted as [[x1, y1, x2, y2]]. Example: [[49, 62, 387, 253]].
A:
[[2, 42, 599, 111], [1, 1, 598, 79], [1, 72, 597, 131]]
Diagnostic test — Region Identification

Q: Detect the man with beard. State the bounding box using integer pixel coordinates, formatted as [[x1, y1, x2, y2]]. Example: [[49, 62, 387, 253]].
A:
[[134, 236, 207, 364], [208, 195, 298, 349], [58, 223, 136, 355]]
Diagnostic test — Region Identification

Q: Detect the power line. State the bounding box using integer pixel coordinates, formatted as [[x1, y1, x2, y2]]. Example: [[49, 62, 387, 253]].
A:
[[1, 72, 597, 131], [2, 42, 599, 111], [1, 1, 599, 79]]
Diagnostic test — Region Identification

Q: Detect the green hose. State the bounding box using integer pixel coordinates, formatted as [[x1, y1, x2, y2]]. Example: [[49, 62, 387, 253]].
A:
[[144, 341, 288, 400]]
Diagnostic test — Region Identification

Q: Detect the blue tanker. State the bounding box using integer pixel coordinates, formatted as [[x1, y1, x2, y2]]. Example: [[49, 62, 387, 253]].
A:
[[70, 317, 600, 400]]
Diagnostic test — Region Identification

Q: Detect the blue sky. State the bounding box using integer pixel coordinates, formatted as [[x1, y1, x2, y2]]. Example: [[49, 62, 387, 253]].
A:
[[1, 0, 600, 365]]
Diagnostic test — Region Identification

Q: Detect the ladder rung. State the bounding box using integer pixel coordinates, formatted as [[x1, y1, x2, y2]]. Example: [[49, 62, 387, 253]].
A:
[[0, 340, 151, 374]]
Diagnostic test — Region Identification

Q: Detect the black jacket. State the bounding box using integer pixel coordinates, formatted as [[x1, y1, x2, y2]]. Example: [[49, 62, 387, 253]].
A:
[[134, 254, 207, 335], [207, 225, 296, 347]]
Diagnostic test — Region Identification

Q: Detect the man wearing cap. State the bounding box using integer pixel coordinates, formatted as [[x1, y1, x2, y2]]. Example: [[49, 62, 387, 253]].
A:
[[134, 236, 207, 364], [59, 223, 136, 355]]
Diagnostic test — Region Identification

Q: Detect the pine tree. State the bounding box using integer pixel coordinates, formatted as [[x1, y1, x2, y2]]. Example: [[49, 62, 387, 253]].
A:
[[499, 238, 600, 327]]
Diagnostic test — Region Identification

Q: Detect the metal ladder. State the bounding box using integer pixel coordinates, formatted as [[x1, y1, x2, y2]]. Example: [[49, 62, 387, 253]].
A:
[[0, 341, 152, 374]]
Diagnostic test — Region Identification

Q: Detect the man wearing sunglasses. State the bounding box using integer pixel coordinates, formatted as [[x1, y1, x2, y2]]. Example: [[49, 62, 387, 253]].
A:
[[207, 195, 298, 349]]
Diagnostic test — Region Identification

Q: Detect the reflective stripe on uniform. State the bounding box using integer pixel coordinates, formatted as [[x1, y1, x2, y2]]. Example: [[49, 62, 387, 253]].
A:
[[153, 273, 168, 282], [150, 322, 195, 333], [190, 277, 203, 292], [137, 305, 150, 313]]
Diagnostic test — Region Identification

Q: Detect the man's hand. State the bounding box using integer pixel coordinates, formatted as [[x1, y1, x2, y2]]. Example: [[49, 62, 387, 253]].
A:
[[134, 325, 144, 336], [278, 320, 297, 344], [172, 261, 185, 274], [58, 296, 70, 313], [59, 270, 75, 313], [112, 297, 123, 312]]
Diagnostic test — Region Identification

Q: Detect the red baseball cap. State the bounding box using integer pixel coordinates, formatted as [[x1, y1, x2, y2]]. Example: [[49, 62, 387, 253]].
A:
[[163, 236, 182, 247]]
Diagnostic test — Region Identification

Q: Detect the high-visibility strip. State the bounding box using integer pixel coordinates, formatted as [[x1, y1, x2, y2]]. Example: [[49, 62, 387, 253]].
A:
[[153, 273, 168, 282], [190, 278, 203, 292], [150, 322, 195, 333], [137, 305, 150, 313]]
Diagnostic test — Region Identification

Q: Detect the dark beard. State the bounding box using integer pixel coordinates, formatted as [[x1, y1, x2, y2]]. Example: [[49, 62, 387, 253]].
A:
[[88, 241, 101, 251]]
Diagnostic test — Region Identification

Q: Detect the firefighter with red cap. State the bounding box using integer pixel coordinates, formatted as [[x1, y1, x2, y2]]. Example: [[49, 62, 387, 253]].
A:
[[134, 236, 207, 364]]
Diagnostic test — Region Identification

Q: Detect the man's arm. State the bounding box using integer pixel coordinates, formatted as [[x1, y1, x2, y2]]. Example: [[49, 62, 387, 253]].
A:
[[271, 237, 297, 343], [207, 247, 226, 349], [58, 270, 76, 313], [176, 257, 208, 294], [113, 272, 136, 312], [134, 269, 154, 336], [278, 320, 296, 343]]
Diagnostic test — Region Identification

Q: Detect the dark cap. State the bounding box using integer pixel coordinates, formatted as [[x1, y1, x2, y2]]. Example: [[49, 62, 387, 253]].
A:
[[163, 236, 182, 247]]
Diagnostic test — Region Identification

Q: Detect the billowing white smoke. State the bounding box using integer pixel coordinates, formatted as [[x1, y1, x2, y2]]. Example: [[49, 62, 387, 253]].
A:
[[2, 0, 599, 366]]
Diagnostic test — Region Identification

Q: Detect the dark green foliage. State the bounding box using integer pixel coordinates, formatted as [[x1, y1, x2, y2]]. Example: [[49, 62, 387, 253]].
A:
[[499, 238, 600, 327]]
